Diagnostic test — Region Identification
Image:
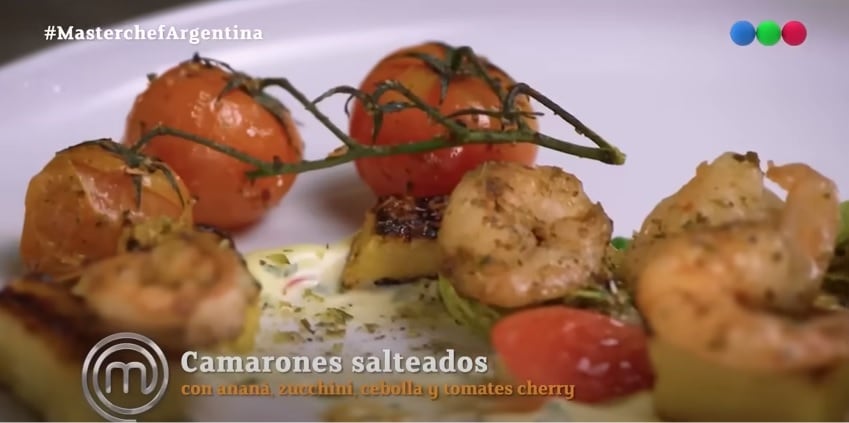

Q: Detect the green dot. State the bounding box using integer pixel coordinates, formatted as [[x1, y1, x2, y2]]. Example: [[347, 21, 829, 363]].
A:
[[756, 20, 781, 46], [611, 237, 631, 250]]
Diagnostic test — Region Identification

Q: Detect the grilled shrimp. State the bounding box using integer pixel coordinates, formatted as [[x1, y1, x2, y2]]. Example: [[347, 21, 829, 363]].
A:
[[636, 161, 849, 370], [620, 152, 785, 284], [72, 228, 260, 350], [438, 161, 613, 308]]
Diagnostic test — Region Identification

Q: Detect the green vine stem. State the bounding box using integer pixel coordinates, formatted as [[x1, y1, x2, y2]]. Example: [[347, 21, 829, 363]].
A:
[[130, 47, 626, 179]]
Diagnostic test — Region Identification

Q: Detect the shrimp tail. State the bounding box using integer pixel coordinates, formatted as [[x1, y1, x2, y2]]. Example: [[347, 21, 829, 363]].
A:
[[766, 162, 840, 280]]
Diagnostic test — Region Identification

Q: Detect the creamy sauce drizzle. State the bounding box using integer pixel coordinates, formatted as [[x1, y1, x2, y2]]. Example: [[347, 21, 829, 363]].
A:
[[195, 239, 656, 421]]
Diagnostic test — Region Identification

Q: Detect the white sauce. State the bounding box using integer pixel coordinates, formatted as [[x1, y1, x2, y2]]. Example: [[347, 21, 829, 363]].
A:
[[195, 239, 656, 421]]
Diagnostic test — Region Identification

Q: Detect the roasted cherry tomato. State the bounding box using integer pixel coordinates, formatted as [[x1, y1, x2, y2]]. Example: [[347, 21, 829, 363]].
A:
[[122, 57, 303, 230], [491, 306, 654, 403], [349, 42, 538, 197], [19, 140, 193, 279]]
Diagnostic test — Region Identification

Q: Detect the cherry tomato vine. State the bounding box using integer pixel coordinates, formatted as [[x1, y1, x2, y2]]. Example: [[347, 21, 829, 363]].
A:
[[68, 139, 188, 209], [125, 47, 626, 180]]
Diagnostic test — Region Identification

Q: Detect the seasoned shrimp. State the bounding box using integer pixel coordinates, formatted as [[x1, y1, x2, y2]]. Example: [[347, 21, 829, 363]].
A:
[[636, 162, 848, 370], [72, 228, 260, 350], [438, 161, 613, 309], [620, 152, 785, 284]]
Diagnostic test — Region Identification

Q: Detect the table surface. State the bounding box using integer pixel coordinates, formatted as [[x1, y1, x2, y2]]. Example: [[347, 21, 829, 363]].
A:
[[3, 0, 201, 65]]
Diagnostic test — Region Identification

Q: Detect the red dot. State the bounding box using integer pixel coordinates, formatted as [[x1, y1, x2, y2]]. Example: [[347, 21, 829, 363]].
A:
[[782, 20, 807, 46]]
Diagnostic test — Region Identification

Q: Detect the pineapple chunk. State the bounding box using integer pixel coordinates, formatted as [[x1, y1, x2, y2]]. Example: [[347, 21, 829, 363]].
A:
[[342, 195, 446, 289], [0, 276, 259, 421], [649, 339, 849, 421]]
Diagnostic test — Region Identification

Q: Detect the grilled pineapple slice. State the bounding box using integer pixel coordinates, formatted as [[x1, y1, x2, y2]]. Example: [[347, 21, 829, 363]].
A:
[[342, 195, 446, 288], [650, 339, 849, 422], [0, 277, 193, 421], [0, 218, 260, 421], [0, 277, 261, 421]]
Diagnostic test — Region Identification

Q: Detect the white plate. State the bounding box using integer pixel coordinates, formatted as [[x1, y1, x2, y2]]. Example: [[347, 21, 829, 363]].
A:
[[1, 0, 848, 420]]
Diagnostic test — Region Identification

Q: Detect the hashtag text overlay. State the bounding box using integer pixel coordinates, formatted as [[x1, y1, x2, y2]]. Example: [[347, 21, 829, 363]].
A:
[[43, 25, 263, 45]]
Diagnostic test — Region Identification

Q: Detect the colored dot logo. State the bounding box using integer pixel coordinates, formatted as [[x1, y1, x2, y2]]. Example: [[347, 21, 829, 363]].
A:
[[730, 20, 806, 46], [782, 21, 807, 46]]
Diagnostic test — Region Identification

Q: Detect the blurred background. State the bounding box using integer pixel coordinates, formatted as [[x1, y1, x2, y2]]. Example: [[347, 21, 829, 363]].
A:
[[4, 0, 200, 64]]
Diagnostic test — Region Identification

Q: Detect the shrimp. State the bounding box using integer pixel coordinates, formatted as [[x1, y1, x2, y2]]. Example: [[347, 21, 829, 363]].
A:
[[636, 161, 848, 371], [620, 152, 785, 284], [438, 161, 613, 309], [71, 227, 260, 350]]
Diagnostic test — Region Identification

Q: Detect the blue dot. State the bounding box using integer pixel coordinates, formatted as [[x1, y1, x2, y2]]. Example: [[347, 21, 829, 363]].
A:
[[730, 20, 756, 46]]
